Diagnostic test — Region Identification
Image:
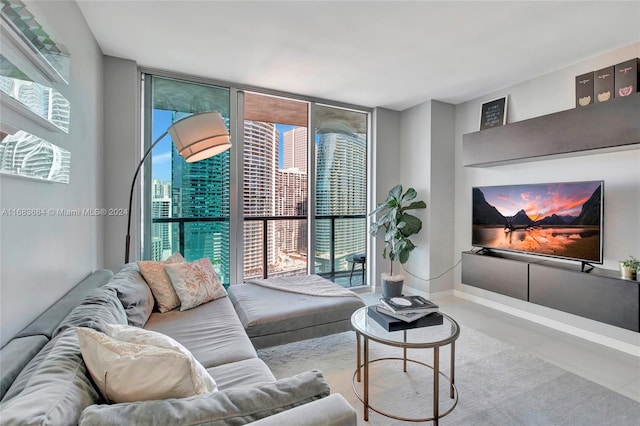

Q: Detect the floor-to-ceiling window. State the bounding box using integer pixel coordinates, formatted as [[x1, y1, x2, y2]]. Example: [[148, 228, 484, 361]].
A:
[[313, 106, 368, 285], [142, 73, 369, 288], [144, 75, 231, 284], [241, 92, 309, 280]]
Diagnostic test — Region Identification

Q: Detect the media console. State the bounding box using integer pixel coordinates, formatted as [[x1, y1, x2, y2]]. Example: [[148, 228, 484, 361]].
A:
[[461, 251, 640, 332]]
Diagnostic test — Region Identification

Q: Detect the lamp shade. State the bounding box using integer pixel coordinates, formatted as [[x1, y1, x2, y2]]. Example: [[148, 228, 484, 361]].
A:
[[168, 112, 231, 163]]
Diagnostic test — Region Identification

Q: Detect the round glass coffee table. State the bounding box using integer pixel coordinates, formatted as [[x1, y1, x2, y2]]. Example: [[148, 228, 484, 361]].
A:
[[350, 307, 460, 424]]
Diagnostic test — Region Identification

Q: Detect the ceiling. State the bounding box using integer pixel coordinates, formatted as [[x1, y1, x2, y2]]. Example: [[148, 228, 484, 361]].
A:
[[77, 1, 640, 111]]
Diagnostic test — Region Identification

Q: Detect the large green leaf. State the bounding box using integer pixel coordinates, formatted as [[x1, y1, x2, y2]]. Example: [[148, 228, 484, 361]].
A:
[[402, 200, 426, 211], [398, 240, 416, 264], [401, 187, 417, 203], [399, 213, 422, 236], [389, 185, 403, 201]]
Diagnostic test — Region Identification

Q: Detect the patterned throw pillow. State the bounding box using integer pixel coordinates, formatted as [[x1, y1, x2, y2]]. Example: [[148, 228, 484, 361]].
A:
[[77, 326, 217, 403], [165, 258, 227, 311], [138, 252, 185, 313]]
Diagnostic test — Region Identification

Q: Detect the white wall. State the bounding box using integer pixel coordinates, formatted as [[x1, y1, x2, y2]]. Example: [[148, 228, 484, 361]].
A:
[[453, 42, 640, 349], [103, 56, 140, 272], [0, 2, 103, 346], [371, 108, 401, 291], [397, 100, 456, 296]]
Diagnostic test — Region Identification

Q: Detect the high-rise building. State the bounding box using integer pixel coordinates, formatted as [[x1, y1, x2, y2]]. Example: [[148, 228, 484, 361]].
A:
[[172, 131, 231, 282], [282, 127, 307, 173], [243, 120, 278, 279], [315, 130, 367, 272], [276, 168, 308, 254], [151, 179, 172, 260]]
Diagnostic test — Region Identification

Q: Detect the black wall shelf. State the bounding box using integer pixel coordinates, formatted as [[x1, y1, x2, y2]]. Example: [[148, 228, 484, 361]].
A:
[[463, 93, 640, 167]]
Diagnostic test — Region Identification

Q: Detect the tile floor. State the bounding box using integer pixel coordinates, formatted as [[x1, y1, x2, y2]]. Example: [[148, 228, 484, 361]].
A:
[[429, 294, 640, 402]]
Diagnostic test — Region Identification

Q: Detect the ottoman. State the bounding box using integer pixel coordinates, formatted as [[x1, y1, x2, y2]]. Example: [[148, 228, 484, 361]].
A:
[[228, 280, 365, 349]]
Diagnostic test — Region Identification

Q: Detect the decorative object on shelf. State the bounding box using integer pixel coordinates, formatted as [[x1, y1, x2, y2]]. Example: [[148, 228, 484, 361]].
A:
[[125, 112, 231, 263], [594, 66, 614, 103], [575, 58, 639, 108], [615, 58, 640, 99], [479, 96, 508, 130], [369, 185, 426, 297], [575, 72, 594, 107], [619, 256, 639, 280]]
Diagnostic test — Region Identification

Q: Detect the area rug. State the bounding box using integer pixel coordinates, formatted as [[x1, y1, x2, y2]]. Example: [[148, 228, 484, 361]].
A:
[[257, 304, 640, 425]]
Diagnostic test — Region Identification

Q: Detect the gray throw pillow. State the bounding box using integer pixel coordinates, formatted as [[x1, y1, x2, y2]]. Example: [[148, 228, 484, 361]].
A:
[[79, 369, 330, 426], [105, 264, 155, 328]]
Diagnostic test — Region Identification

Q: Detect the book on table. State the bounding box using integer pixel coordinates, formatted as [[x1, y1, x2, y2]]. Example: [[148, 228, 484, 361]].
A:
[[367, 305, 444, 332], [379, 295, 439, 314], [376, 305, 431, 322]]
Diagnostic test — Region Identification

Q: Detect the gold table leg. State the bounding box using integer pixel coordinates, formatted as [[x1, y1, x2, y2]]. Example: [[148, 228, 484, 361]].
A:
[[450, 341, 455, 399], [433, 346, 439, 425], [403, 329, 407, 372], [356, 332, 361, 382], [364, 337, 369, 421]]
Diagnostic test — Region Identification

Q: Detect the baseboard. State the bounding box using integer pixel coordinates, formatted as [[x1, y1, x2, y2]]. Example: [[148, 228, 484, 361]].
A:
[[454, 289, 640, 358], [403, 286, 454, 300]]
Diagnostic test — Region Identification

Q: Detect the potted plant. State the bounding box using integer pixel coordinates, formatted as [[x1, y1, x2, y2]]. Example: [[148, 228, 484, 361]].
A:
[[620, 256, 639, 280], [369, 185, 426, 297]]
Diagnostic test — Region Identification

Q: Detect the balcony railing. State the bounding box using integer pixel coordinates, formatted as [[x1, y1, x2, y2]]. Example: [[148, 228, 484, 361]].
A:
[[151, 214, 366, 283]]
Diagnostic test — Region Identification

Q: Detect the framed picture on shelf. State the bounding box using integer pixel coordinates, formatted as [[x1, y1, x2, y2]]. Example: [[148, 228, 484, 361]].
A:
[[479, 96, 508, 130]]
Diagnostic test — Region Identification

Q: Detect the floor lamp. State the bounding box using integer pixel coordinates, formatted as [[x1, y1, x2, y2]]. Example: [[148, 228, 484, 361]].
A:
[[125, 111, 231, 263]]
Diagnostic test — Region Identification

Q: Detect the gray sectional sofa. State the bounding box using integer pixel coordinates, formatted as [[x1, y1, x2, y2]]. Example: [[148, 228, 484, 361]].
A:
[[0, 264, 357, 425]]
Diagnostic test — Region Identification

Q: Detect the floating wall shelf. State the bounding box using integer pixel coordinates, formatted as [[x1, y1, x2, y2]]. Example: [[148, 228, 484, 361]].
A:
[[463, 93, 640, 167]]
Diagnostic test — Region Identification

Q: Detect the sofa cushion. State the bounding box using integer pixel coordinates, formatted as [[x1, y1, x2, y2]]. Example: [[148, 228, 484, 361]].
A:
[[165, 257, 227, 311], [77, 327, 216, 403], [54, 286, 127, 337], [229, 284, 364, 338], [15, 270, 114, 339], [248, 394, 357, 426], [0, 328, 102, 425], [144, 296, 256, 368], [206, 358, 275, 391], [104, 263, 155, 328], [137, 252, 185, 313], [0, 335, 49, 401], [78, 369, 330, 426]]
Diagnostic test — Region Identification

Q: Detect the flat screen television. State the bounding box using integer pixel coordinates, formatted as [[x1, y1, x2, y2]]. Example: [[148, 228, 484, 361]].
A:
[[472, 180, 603, 264]]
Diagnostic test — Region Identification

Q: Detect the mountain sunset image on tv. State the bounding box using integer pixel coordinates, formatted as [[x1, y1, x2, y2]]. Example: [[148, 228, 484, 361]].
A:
[[472, 181, 603, 263]]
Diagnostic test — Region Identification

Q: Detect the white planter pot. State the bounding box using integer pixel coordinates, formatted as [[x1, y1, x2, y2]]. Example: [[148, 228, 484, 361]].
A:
[[619, 263, 636, 280]]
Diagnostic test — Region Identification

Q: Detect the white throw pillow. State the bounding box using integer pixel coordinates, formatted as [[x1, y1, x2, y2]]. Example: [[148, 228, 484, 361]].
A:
[[165, 257, 227, 311], [77, 326, 217, 403]]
